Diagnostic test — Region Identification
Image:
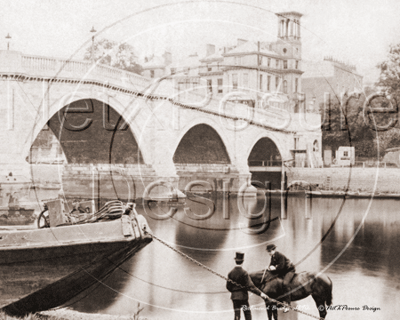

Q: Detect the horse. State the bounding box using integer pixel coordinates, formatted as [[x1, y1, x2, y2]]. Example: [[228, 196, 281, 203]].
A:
[[250, 269, 333, 320]]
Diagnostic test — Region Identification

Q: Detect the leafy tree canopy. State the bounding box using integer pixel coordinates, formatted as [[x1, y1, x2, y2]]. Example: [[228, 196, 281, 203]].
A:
[[84, 38, 143, 75], [375, 43, 400, 153], [321, 94, 377, 158], [376, 43, 400, 99], [322, 43, 400, 159]]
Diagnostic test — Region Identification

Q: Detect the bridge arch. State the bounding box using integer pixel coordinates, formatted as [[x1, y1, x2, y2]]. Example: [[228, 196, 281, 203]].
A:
[[246, 133, 284, 164], [247, 133, 285, 189], [25, 93, 145, 165], [173, 120, 232, 164]]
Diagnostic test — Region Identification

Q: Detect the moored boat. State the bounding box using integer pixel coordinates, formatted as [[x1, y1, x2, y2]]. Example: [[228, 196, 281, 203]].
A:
[[0, 199, 152, 316]]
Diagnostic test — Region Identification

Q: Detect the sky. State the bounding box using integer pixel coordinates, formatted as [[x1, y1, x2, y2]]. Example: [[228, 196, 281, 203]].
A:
[[1, 0, 399, 83]]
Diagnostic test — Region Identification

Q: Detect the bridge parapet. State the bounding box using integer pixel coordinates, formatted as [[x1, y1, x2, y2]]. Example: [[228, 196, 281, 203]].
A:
[[0, 50, 320, 135], [0, 50, 151, 92], [173, 93, 321, 134]]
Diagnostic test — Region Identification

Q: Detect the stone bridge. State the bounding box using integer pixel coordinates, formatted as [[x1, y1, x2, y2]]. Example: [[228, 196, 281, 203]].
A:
[[0, 50, 321, 196]]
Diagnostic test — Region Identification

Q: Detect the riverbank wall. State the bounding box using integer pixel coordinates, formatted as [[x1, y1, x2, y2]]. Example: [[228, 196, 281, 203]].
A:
[[286, 167, 400, 193], [27, 164, 400, 194]]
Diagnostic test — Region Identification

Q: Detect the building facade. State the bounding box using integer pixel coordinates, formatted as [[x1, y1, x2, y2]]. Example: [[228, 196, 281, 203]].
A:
[[302, 57, 364, 111], [141, 12, 305, 106], [141, 51, 172, 79], [140, 11, 326, 168], [198, 12, 303, 107]]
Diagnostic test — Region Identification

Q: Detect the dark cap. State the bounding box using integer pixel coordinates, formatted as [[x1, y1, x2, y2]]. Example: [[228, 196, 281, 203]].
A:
[[234, 252, 244, 262], [266, 244, 277, 252]]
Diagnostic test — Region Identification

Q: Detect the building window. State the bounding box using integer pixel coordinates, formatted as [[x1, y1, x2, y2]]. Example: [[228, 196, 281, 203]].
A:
[[170, 68, 176, 75], [283, 60, 288, 69], [267, 76, 271, 91], [283, 48, 287, 54], [232, 74, 238, 90], [268, 58, 271, 67], [243, 73, 249, 88], [295, 61, 299, 69], [208, 65, 212, 72], [294, 137, 299, 149], [150, 70, 154, 78], [259, 74, 263, 90], [207, 79, 212, 92], [276, 59, 279, 68], [218, 78, 223, 93], [283, 80, 288, 93], [343, 151, 349, 157], [295, 78, 298, 92], [275, 76, 279, 89], [313, 140, 319, 152]]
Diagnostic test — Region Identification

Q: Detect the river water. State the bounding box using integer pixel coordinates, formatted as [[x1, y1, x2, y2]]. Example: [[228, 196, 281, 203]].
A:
[[4, 187, 400, 319]]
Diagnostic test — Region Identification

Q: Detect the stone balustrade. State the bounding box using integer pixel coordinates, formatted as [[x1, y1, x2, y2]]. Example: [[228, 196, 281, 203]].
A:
[[0, 50, 151, 92], [0, 50, 320, 134]]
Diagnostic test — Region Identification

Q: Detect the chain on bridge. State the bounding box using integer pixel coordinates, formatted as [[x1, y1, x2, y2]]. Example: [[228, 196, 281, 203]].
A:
[[143, 229, 325, 320]]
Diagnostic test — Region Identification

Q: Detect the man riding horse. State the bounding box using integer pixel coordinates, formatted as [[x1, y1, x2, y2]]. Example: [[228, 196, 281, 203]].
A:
[[266, 244, 295, 313]]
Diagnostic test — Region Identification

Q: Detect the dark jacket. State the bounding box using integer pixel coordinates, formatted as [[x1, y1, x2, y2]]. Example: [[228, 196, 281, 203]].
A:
[[226, 266, 263, 300], [269, 251, 295, 275]]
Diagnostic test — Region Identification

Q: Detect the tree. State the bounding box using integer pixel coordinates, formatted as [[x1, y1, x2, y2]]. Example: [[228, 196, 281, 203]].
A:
[[84, 38, 143, 75], [321, 94, 378, 158], [374, 43, 400, 153], [322, 43, 400, 160], [376, 43, 400, 99]]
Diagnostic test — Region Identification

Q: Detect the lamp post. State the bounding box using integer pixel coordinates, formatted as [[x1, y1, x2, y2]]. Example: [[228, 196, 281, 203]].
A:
[[5, 33, 11, 50], [90, 26, 96, 63]]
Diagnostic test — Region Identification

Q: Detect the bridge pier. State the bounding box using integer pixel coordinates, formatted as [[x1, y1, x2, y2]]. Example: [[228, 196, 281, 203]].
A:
[[175, 164, 254, 194], [60, 163, 254, 202]]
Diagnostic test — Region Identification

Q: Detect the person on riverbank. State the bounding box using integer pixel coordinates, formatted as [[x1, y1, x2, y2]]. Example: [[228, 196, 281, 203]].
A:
[[227, 252, 269, 320], [266, 244, 295, 313]]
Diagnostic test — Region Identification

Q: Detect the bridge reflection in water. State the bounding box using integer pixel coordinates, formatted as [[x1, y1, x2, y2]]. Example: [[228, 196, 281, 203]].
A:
[[60, 193, 400, 320], [0, 183, 398, 319]]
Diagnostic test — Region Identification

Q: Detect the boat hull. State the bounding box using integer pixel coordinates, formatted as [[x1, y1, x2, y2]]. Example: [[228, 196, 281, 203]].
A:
[[0, 214, 152, 315]]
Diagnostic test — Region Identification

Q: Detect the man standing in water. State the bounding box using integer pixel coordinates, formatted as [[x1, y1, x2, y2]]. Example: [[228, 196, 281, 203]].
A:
[[227, 252, 269, 320], [266, 244, 296, 313]]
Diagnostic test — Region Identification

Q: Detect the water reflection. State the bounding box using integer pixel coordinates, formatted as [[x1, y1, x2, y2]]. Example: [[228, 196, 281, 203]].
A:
[[2, 185, 400, 319]]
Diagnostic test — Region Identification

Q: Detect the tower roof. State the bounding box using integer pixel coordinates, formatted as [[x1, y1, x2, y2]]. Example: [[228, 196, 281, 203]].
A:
[[223, 41, 277, 56], [275, 11, 303, 17]]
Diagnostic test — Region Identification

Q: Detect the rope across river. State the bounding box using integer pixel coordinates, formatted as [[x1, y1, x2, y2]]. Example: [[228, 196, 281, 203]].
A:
[[143, 229, 325, 320]]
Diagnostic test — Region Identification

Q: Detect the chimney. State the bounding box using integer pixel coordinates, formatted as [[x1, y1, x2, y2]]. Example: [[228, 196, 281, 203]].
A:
[[206, 44, 215, 56], [162, 51, 172, 65], [237, 38, 247, 47]]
